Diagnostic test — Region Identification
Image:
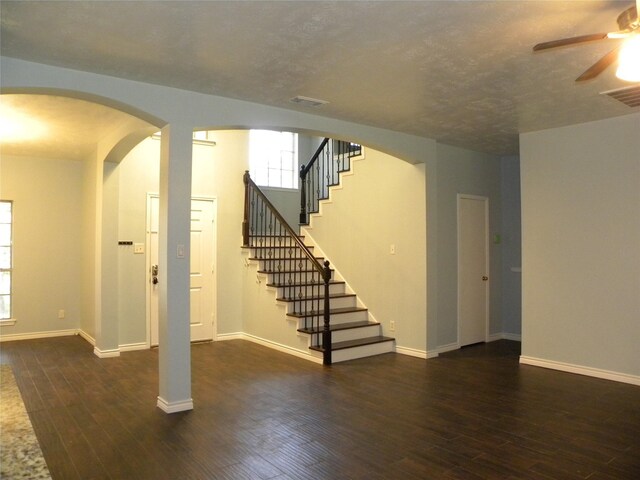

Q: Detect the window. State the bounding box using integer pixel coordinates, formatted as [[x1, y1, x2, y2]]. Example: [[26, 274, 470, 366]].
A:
[[0, 201, 12, 320], [249, 130, 298, 189]]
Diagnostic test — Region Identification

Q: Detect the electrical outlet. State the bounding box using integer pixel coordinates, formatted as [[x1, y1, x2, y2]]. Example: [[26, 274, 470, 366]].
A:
[[390, 320, 395, 332], [58, 309, 65, 319]]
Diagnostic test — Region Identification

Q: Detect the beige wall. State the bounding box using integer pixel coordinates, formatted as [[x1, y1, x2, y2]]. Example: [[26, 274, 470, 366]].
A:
[[520, 113, 640, 379], [301, 149, 427, 352], [434, 144, 503, 348], [0, 155, 83, 336]]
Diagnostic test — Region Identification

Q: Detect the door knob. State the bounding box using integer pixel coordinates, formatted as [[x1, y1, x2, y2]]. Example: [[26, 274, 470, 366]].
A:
[[482, 276, 488, 281]]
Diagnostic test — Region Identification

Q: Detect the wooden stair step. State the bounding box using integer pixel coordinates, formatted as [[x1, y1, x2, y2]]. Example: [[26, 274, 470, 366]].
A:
[[309, 336, 395, 352], [277, 293, 355, 303], [248, 234, 305, 239], [243, 245, 314, 250], [267, 279, 345, 288], [297, 320, 379, 335], [258, 268, 332, 275], [286, 306, 367, 319], [250, 256, 324, 262]]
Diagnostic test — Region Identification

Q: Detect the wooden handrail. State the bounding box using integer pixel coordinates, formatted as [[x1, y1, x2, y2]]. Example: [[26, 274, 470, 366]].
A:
[[244, 171, 328, 280], [243, 170, 332, 364]]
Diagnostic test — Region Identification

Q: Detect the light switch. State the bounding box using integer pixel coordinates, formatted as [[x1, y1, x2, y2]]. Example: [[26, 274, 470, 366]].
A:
[[177, 244, 186, 258], [134, 243, 144, 254]]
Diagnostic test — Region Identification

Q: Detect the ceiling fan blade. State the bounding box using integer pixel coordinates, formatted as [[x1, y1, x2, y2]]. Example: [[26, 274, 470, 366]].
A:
[[575, 46, 621, 82], [533, 33, 609, 51]]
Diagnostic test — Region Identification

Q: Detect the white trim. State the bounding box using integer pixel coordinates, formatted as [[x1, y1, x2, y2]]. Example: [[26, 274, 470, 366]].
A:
[[78, 329, 95, 345], [520, 356, 640, 386], [0, 318, 17, 326], [501, 333, 522, 342], [119, 342, 148, 352], [0, 328, 78, 342], [457, 194, 490, 346], [437, 342, 461, 354], [488, 332, 522, 342], [147, 193, 218, 346], [217, 332, 323, 364], [426, 349, 440, 359], [93, 347, 120, 358], [395, 346, 428, 359], [157, 396, 194, 413], [216, 332, 245, 341]]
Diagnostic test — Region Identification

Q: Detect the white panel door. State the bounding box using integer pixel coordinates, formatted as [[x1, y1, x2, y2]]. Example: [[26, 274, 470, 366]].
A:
[[148, 196, 216, 346], [458, 195, 489, 347]]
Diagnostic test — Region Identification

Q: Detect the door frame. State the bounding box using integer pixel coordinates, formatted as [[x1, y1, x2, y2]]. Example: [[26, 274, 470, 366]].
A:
[[145, 193, 218, 347], [456, 193, 490, 346]]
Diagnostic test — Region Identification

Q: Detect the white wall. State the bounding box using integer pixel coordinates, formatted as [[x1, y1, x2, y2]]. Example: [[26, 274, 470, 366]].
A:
[[301, 149, 427, 352], [0, 155, 83, 336], [520, 113, 640, 379], [500, 156, 521, 337], [435, 144, 503, 348], [116, 139, 159, 345], [116, 131, 248, 345]]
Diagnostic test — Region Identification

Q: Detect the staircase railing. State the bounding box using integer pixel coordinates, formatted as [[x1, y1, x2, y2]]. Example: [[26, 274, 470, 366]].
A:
[[243, 171, 333, 365], [299, 138, 362, 225]]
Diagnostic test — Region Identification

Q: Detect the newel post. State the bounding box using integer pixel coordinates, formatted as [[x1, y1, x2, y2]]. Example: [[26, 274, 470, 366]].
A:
[[322, 260, 332, 366], [299, 164, 308, 225], [242, 171, 250, 247]]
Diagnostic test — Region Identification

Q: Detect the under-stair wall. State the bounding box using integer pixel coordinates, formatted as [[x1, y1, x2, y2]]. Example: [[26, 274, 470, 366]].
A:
[[301, 147, 427, 355]]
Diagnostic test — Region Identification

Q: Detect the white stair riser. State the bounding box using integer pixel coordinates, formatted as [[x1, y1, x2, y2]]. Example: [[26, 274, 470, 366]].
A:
[[274, 283, 345, 298], [333, 341, 395, 363], [281, 295, 356, 314], [248, 237, 305, 247], [256, 258, 322, 271], [265, 272, 329, 284], [295, 309, 368, 328], [249, 246, 314, 258], [309, 325, 381, 344]]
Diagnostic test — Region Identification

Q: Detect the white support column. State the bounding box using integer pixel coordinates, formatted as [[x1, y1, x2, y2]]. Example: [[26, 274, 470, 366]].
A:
[[157, 123, 194, 413]]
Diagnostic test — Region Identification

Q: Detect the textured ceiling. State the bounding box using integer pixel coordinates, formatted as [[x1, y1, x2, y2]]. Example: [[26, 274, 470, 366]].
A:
[[1, 0, 639, 158]]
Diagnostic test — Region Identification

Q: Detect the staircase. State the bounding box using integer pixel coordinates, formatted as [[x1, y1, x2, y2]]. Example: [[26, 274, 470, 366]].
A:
[[243, 160, 395, 364]]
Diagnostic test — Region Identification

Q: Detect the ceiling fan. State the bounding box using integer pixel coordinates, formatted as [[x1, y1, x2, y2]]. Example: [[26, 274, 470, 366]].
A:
[[533, 0, 640, 82]]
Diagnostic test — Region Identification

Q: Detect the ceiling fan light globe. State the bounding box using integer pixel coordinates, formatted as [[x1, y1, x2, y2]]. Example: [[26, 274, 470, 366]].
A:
[[615, 36, 640, 82]]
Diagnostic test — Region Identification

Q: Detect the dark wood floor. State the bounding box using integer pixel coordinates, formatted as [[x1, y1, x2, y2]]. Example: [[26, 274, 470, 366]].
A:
[[1, 337, 638, 479]]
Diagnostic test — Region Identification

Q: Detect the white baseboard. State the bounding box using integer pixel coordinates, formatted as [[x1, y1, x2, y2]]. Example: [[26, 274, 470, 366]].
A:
[[78, 329, 95, 345], [157, 396, 193, 414], [216, 332, 245, 341], [119, 342, 148, 352], [218, 332, 323, 364], [425, 349, 440, 359], [520, 356, 640, 386], [93, 347, 120, 358], [395, 345, 428, 359], [488, 332, 522, 342], [0, 328, 78, 342], [437, 342, 460, 354], [502, 333, 522, 342]]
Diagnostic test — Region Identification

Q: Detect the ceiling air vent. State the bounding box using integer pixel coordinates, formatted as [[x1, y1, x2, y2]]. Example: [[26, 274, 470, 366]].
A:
[[600, 85, 640, 108], [289, 96, 329, 108]]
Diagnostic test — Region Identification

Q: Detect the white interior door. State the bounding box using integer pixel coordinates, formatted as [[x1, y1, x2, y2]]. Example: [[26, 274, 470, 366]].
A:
[[458, 195, 489, 347], [148, 195, 216, 346]]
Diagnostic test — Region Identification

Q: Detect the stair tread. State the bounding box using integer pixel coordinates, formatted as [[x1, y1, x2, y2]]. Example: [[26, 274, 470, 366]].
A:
[[298, 321, 379, 334], [250, 256, 324, 262], [267, 279, 345, 288], [277, 292, 355, 303], [309, 336, 395, 352], [243, 245, 314, 249], [248, 234, 305, 239], [286, 306, 367, 318], [258, 268, 332, 275]]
